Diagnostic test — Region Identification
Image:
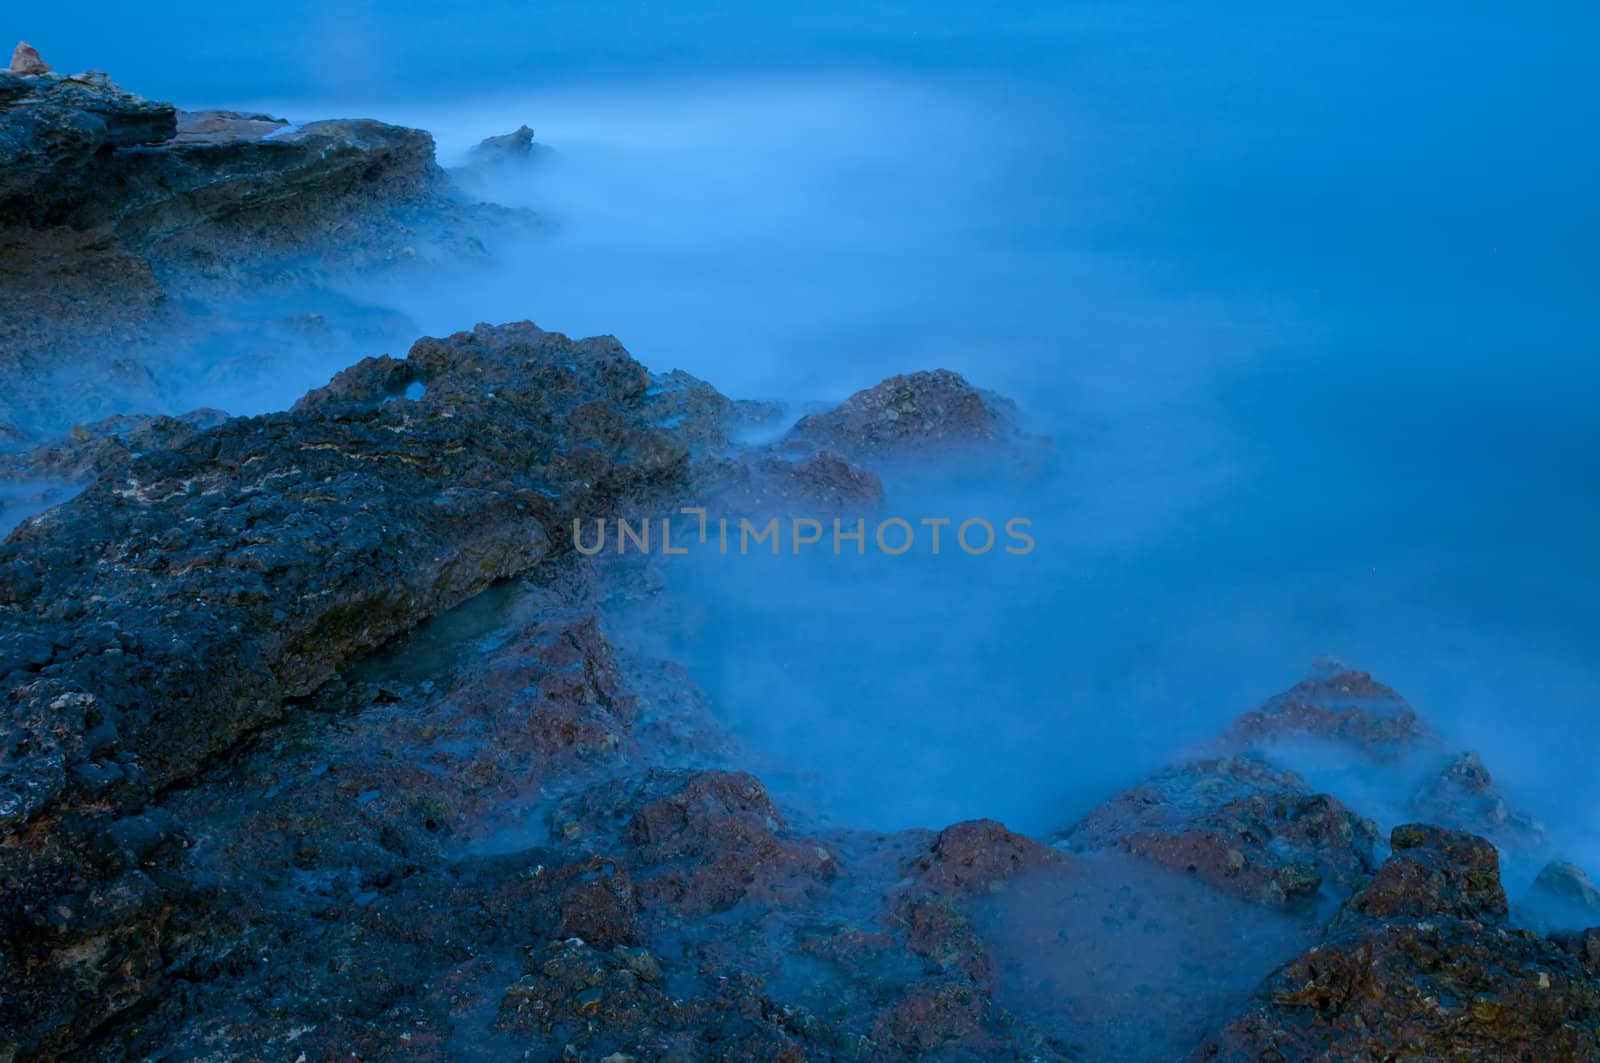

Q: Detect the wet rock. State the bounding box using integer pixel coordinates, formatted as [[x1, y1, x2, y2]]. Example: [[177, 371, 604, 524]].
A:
[[1524, 860, 1600, 932], [1201, 825, 1600, 1060], [471, 124, 535, 164], [870, 980, 994, 1058], [1057, 756, 1379, 909], [169, 108, 287, 144], [9, 42, 49, 76], [550, 858, 642, 948], [0, 408, 229, 483], [1220, 657, 1432, 761], [1553, 927, 1600, 973], [695, 450, 885, 516], [494, 938, 820, 1060], [1412, 749, 1548, 855], [1343, 823, 1508, 925], [787, 369, 1019, 459], [0, 321, 691, 1054], [560, 769, 838, 918], [0, 71, 180, 223], [1, 66, 515, 447], [906, 818, 1065, 898]]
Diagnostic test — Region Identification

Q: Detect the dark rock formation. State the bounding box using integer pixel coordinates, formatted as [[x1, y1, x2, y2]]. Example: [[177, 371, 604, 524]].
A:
[[0, 65, 516, 446], [1524, 860, 1600, 933], [471, 123, 536, 164], [0, 322, 692, 1053], [0, 71, 181, 226], [0, 408, 229, 482], [1219, 657, 1434, 760], [1201, 824, 1600, 1060], [2, 322, 1087, 1058], [1057, 756, 1380, 910], [0, 70, 435, 238], [787, 369, 1020, 459]]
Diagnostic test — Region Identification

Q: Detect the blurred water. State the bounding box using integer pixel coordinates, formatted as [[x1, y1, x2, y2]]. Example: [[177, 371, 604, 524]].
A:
[[15, 5, 1600, 844]]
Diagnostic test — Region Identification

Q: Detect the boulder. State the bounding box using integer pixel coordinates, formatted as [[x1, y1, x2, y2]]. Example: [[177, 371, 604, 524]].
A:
[[9, 41, 49, 76], [470, 123, 535, 164], [787, 369, 1019, 459], [1200, 825, 1600, 1060], [1524, 860, 1600, 932], [1056, 756, 1379, 909]]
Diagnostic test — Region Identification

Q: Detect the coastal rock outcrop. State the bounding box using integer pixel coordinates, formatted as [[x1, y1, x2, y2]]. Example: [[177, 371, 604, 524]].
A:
[[1, 65, 514, 447], [787, 369, 1020, 459], [1200, 824, 1600, 1059], [1056, 756, 1380, 910], [1, 321, 1080, 1058], [0, 322, 691, 1053]]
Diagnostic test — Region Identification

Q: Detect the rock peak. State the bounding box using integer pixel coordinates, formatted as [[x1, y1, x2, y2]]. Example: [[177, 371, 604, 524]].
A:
[[10, 40, 50, 76]]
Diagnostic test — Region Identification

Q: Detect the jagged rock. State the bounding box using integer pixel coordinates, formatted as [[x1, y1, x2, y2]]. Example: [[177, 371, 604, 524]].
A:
[[0, 70, 434, 235], [906, 818, 1065, 898], [1220, 657, 1433, 760], [555, 769, 839, 918], [786, 369, 1020, 458], [1221, 663, 1550, 861], [1414, 749, 1548, 855], [1525, 860, 1600, 932], [471, 123, 535, 164], [0, 71, 179, 223], [0, 66, 518, 447], [1343, 823, 1508, 925], [0, 408, 229, 483], [8, 42, 49, 76], [0, 321, 691, 1054], [1056, 756, 1379, 909], [1200, 825, 1600, 1060], [168, 109, 287, 144]]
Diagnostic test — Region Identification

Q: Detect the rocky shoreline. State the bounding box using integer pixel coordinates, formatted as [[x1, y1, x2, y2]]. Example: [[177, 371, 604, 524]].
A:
[[4, 50, 1600, 1063], [1, 47, 522, 450]]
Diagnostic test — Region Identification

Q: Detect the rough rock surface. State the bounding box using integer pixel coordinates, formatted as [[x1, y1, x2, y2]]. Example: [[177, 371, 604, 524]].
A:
[[471, 123, 536, 164], [3, 324, 1599, 1058], [1056, 756, 1380, 910], [0, 320, 1106, 1059], [9, 42, 49, 76], [787, 369, 1020, 459], [0, 322, 694, 1053], [1200, 824, 1600, 1060], [0, 66, 518, 446], [4, 73, 1598, 1055]]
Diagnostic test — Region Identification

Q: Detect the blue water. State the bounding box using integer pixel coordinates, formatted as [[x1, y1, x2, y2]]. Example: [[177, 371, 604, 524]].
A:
[[21, 6, 1600, 845]]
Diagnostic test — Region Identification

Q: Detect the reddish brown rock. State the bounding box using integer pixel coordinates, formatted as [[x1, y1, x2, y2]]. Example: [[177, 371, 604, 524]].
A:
[[1344, 823, 1508, 925], [1221, 659, 1432, 761], [870, 980, 996, 1058], [555, 770, 839, 920], [9, 41, 49, 76], [546, 858, 642, 949], [1057, 756, 1379, 909], [904, 818, 1066, 898], [1201, 826, 1600, 1061]]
